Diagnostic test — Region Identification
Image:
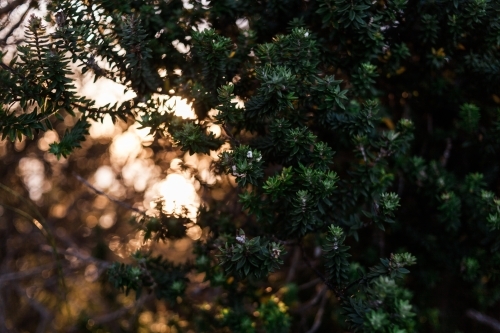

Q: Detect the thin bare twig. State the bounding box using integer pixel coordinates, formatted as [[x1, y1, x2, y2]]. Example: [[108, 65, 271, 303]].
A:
[[397, 171, 405, 196], [285, 247, 301, 283], [374, 228, 385, 258], [74, 173, 147, 216], [305, 289, 329, 333], [358, 144, 367, 163], [344, 276, 365, 294], [221, 123, 240, 147], [0, 182, 45, 223], [14, 285, 53, 333], [298, 278, 321, 290], [0, 263, 55, 284], [93, 293, 153, 325], [271, 235, 296, 246], [39, 244, 111, 269], [466, 309, 500, 332], [0, 183, 70, 314], [295, 285, 327, 313], [0, 291, 7, 332], [440, 137, 452, 167], [67, 293, 153, 332], [299, 242, 333, 291]]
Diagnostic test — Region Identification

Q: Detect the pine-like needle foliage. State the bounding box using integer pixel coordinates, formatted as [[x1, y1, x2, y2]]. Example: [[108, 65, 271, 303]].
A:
[[2, 0, 500, 332]]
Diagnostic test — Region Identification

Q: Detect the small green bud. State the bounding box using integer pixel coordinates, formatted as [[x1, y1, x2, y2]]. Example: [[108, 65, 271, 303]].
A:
[[381, 192, 400, 212], [390, 253, 417, 269]]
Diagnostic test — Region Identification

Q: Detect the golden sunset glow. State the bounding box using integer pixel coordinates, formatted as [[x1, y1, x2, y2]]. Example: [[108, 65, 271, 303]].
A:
[[82, 69, 202, 225]]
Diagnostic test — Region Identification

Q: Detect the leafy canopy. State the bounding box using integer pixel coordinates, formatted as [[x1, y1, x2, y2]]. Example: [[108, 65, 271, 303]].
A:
[[1, 0, 500, 332]]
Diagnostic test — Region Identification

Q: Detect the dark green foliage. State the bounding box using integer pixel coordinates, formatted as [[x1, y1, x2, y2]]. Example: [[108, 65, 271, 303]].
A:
[[260, 165, 339, 237], [219, 145, 265, 186], [437, 191, 462, 231], [119, 15, 160, 95], [323, 225, 351, 287], [459, 103, 481, 133], [342, 254, 417, 332], [215, 84, 244, 127], [171, 121, 223, 155], [2, 0, 500, 331], [361, 276, 416, 333], [138, 99, 223, 154], [191, 29, 232, 92], [108, 262, 143, 296], [218, 229, 286, 279], [108, 251, 189, 303], [49, 118, 90, 159]]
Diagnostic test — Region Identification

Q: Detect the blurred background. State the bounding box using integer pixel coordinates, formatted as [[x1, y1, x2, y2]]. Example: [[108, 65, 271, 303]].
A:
[[3, 0, 500, 332], [0, 0, 235, 331]]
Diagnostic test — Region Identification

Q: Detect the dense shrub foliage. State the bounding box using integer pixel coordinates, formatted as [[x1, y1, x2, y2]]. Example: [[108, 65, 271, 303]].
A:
[[1, 0, 500, 332]]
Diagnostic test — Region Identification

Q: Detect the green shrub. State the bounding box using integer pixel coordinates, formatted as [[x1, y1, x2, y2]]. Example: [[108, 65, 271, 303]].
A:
[[1, 0, 500, 331]]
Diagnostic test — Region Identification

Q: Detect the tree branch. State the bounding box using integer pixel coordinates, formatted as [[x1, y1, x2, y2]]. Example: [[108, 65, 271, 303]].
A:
[[440, 137, 452, 167], [466, 309, 500, 332], [73, 173, 147, 216], [39, 244, 111, 269], [285, 247, 301, 283], [298, 277, 321, 290], [67, 293, 153, 332], [306, 289, 329, 333], [299, 242, 334, 291], [14, 285, 53, 333], [294, 285, 327, 313], [0, 263, 55, 284], [0, 0, 27, 15]]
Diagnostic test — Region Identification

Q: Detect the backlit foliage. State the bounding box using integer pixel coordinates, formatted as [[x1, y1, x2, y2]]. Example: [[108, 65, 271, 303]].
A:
[[1, 0, 500, 332]]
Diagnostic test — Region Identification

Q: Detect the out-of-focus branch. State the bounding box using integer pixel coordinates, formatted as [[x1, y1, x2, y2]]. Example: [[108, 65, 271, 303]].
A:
[[0, 292, 7, 332], [67, 293, 153, 332], [305, 289, 329, 333], [40, 244, 111, 269], [0, 0, 32, 46], [15, 285, 53, 333], [298, 277, 321, 290], [74, 173, 147, 216], [295, 285, 327, 313], [299, 242, 334, 291], [0, 0, 27, 15], [93, 293, 152, 325], [0, 263, 55, 283], [466, 309, 500, 332], [440, 137, 452, 167], [221, 123, 240, 147], [285, 247, 300, 283]]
